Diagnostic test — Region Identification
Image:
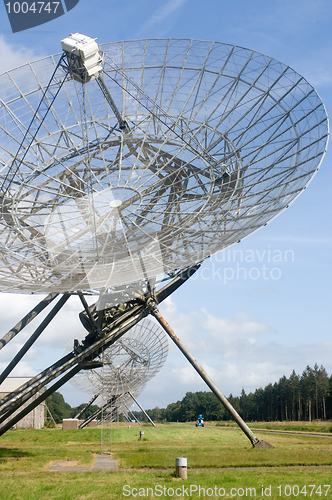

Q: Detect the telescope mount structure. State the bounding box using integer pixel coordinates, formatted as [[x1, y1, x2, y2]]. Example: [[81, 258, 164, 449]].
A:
[[70, 317, 168, 428], [0, 35, 328, 448]]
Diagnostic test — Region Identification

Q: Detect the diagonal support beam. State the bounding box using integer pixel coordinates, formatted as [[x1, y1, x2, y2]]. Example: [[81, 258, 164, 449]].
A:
[[147, 298, 272, 448], [79, 403, 104, 428], [0, 302, 148, 430], [80, 395, 120, 428], [0, 364, 81, 437], [0, 293, 58, 351], [0, 293, 70, 386], [96, 76, 129, 132], [124, 403, 140, 424], [74, 393, 99, 420], [128, 392, 156, 427]]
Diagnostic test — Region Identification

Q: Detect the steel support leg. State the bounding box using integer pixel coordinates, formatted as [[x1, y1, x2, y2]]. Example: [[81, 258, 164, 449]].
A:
[[99, 407, 116, 425], [79, 407, 102, 428], [0, 353, 74, 417], [0, 266, 209, 437], [124, 404, 140, 424], [0, 304, 147, 428], [75, 393, 99, 420], [82, 396, 119, 428], [128, 391, 156, 427], [0, 294, 70, 385], [148, 299, 268, 447], [79, 401, 107, 428], [0, 364, 81, 436], [0, 293, 58, 351]]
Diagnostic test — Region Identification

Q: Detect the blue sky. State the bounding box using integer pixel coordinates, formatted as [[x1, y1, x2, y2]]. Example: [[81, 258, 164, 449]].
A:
[[0, 0, 331, 411]]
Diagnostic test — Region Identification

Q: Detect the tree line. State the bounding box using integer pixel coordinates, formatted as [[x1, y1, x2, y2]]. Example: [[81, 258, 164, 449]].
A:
[[45, 392, 99, 424], [133, 364, 332, 423]]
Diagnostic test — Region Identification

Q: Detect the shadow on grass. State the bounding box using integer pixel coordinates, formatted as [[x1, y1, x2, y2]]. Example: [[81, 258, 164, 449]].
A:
[[0, 448, 33, 459]]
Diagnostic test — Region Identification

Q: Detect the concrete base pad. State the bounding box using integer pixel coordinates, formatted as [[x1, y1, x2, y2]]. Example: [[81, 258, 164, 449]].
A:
[[47, 454, 118, 472], [253, 440, 275, 449], [93, 455, 118, 471]]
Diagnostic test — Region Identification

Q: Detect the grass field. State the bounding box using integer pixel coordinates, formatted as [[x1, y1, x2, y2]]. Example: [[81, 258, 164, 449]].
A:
[[0, 422, 332, 499]]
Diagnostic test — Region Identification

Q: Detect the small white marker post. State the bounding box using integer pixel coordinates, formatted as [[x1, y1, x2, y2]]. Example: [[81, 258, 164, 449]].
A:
[[175, 457, 187, 479]]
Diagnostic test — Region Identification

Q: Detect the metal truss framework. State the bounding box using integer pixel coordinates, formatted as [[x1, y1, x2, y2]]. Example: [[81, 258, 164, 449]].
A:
[[0, 37, 328, 450], [70, 316, 168, 429], [70, 317, 169, 400], [79, 391, 156, 429], [0, 266, 180, 434], [0, 264, 267, 447], [0, 39, 328, 294]]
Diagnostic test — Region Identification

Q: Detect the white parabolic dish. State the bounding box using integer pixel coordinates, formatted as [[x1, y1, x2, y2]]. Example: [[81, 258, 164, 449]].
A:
[[0, 39, 328, 293], [70, 318, 169, 397]]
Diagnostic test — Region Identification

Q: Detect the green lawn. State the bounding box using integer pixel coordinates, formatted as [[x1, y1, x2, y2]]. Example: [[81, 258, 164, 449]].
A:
[[111, 424, 332, 468], [214, 420, 332, 434], [0, 423, 331, 499]]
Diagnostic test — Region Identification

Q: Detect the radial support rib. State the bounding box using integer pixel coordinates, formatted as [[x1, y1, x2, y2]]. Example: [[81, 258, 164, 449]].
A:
[[96, 75, 129, 132], [0, 54, 67, 196]]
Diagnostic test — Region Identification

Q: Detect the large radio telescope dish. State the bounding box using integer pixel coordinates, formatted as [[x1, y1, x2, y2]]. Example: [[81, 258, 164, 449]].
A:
[[0, 38, 328, 293], [70, 318, 168, 397]]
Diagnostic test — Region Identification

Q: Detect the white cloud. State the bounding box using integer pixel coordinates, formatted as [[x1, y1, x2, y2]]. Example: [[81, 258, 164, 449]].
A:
[[0, 358, 37, 378], [161, 296, 177, 315], [0, 293, 88, 385], [0, 293, 85, 349], [138, 337, 332, 410], [1, 293, 331, 410], [0, 35, 44, 73], [0, 293, 42, 323], [159, 297, 274, 353], [138, 299, 332, 408], [202, 309, 275, 339], [171, 363, 202, 385]]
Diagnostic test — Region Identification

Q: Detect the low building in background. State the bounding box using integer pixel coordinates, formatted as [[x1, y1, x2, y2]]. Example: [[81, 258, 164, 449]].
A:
[[62, 418, 79, 430], [0, 377, 44, 429]]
